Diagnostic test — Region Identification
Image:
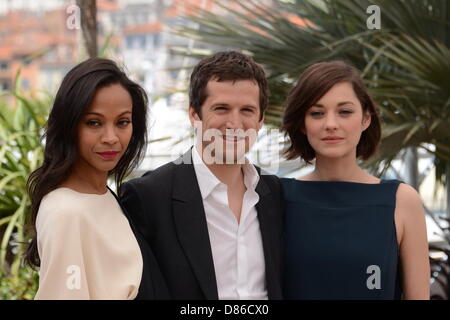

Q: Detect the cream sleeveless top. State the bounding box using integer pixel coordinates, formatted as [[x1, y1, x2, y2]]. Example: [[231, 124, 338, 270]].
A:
[[35, 187, 143, 300]]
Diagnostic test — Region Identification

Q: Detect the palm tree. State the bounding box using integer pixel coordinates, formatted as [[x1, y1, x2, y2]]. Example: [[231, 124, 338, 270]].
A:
[[173, 0, 450, 298], [174, 0, 450, 193]]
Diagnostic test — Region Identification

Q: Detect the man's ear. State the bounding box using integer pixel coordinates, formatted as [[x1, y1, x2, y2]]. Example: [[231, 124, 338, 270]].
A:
[[188, 105, 201, 126], [362, 112, 371, 131], [258, 114, 265, 131]]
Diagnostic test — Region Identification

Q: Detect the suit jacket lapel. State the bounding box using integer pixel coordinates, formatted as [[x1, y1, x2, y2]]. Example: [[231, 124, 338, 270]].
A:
[[171, 149, 219, 299], [255, 176, 282, 299]]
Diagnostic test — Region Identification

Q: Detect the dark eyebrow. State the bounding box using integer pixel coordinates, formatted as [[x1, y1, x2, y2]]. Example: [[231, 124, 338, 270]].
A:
[[211, 103, 229, 107], [311, 101, 355, 108], [85, 111, 132, 117], [210, 103, 257, 109], [337, 101, 355, 107]]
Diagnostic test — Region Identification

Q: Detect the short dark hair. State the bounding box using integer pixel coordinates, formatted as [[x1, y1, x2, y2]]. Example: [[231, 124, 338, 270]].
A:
[[25, 57, 148, 268], [189, 51, 268, 120], [282, 60, 381, 163]]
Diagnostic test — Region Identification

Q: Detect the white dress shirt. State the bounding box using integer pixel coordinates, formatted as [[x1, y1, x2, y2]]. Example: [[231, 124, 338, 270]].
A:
[[192, 146, 268, 300]]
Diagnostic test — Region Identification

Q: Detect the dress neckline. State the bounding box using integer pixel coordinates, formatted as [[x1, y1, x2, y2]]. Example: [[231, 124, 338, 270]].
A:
[[288, 178, 384, 185], [57, 187, 110, 196]]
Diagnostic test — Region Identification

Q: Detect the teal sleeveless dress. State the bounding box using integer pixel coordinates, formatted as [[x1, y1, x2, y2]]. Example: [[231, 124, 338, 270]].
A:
[[281, 178, 403, 300]]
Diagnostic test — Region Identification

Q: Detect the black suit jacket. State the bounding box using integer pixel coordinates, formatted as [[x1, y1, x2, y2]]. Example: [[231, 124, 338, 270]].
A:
[[120, 149, 284, 299], [109, 187, 170, 300]]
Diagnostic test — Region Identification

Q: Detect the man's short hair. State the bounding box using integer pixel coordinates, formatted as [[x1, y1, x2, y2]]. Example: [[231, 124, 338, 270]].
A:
[[189, 51, 269, 121]]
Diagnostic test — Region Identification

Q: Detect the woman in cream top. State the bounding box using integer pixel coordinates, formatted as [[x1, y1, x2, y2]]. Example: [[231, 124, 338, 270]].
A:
[[25, 58, 169, 300], [35, 187, 142, 300]]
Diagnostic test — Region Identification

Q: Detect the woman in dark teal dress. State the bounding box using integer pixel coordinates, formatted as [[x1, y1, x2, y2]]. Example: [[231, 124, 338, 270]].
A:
[[281, 61, 430, 300]]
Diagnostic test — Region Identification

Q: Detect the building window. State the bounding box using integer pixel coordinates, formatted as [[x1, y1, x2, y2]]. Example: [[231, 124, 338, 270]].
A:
[[139, 35, 146, 49], [21, 56, 31, 66], [126, 35, 146, 49], [22, 79, 30, 90], [0, 80, 10, 91], [126, 36, 134, 49], [154, 33, 161, 47]]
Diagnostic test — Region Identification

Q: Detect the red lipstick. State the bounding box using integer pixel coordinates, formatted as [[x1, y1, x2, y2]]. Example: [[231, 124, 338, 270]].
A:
[[322, 136, 344, 144], [96, 151, 119, 159]]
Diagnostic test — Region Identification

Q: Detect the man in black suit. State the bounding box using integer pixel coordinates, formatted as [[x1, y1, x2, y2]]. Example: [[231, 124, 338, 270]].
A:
[[120, 51, 283, 299]]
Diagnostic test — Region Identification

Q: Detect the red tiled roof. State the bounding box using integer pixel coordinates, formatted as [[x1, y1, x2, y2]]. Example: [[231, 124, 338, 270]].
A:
[[164, 0, 215, 18], [0, 11, 41, 32], [124, 22, 162, 34], [0, 47, 13, 59], [97, 0, 119, 12], [0, 7, 77, 63]]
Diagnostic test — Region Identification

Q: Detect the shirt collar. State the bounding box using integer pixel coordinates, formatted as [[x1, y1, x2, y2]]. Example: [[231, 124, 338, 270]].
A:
[[192, 145, 221, 200], [192, 146, 260, 200]]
